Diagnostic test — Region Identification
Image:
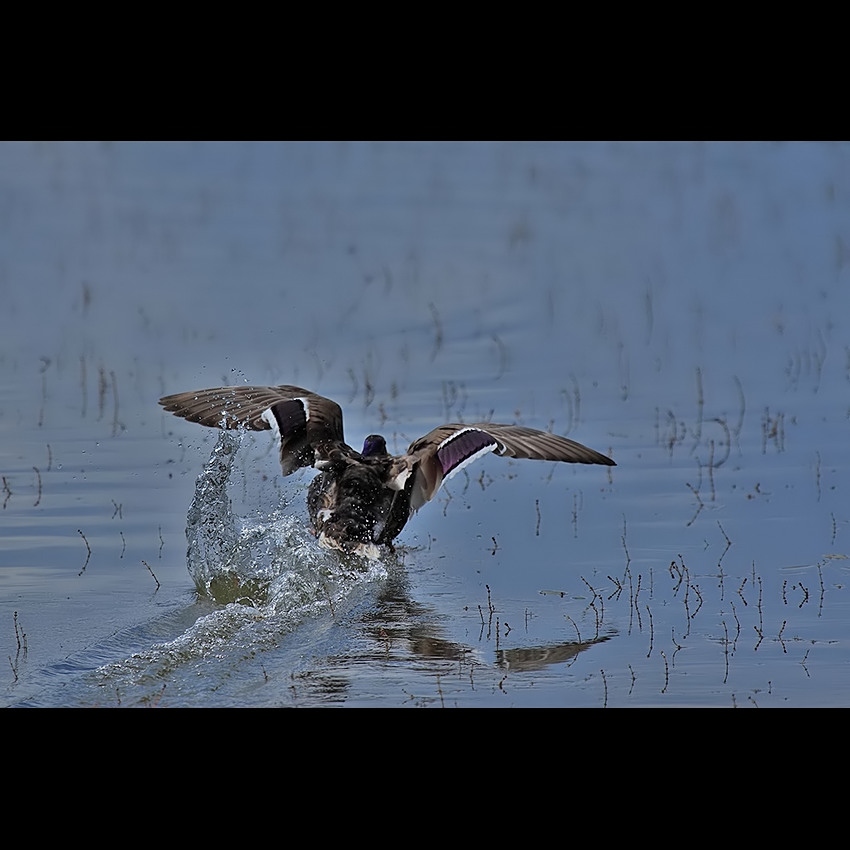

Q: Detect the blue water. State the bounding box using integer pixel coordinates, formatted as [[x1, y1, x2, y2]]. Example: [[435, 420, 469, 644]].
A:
[[2, 141, 849, 707]]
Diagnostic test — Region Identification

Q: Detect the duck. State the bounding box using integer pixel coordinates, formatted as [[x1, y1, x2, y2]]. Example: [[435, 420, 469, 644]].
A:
[[159, 384, 615, 558]]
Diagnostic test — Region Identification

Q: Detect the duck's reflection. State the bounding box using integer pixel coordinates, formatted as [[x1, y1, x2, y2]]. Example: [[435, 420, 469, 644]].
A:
[[494, 637, 610, 672], [354, 562, 612, 672]]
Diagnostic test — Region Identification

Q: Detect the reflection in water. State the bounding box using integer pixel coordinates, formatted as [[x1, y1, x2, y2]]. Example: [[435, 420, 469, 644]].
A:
[[357, 569, 477, 663], [495, 637, 610, 673], [287, 568, 615, 706], [353, 567, 612, 675]]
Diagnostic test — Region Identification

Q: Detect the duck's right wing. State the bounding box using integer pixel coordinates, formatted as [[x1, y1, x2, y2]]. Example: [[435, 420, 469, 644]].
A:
[[395, 422, 615, 512]]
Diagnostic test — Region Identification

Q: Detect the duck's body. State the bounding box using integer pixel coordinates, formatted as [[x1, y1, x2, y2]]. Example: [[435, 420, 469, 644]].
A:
[[159, 385, 615, 557]]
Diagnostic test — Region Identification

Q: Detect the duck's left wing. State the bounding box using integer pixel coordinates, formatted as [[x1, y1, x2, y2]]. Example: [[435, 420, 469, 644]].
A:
[[158, 384, 347, 475]]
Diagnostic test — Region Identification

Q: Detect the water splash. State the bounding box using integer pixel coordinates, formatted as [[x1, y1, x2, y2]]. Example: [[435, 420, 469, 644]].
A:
[[185, 430, 388, 610], [184, 429, 241, 594], [89, 430, 390, 704]]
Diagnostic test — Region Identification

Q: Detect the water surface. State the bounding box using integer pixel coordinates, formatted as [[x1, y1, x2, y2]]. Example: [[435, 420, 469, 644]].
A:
[[1, 141, 848, 707]]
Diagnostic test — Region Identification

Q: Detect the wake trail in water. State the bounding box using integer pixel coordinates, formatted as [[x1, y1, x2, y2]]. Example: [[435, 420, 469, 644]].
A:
[[15, 431, 392, 706]]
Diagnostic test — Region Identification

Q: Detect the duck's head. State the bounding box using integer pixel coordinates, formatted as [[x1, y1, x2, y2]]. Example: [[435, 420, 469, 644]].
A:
[[361, 434, 388, 457]]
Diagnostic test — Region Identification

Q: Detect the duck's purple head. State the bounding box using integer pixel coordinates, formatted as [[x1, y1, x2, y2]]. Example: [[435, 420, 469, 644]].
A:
[[361, 434, 388, 458]]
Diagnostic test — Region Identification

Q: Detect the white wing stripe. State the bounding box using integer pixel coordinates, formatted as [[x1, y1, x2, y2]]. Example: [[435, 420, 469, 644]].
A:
[[261, 407, 281, 444]]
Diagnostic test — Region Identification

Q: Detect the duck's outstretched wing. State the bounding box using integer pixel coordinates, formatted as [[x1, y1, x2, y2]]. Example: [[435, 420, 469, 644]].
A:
[[158, 384, 348, 475], [393, 422, 614, 513]]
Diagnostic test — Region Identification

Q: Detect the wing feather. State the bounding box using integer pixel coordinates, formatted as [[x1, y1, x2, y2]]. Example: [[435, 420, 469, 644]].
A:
[[403, 422, 614, 510], [159, 385, 347, 475]]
